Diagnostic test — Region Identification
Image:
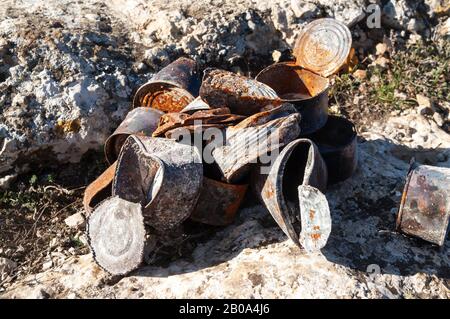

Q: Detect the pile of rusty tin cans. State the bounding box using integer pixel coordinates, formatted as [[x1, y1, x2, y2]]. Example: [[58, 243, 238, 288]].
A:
[[83, 18, 448, 276]]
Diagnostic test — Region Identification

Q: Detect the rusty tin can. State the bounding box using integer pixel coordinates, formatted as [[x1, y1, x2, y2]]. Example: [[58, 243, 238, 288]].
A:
[[152, 107, 245, 138], [211, 103, 301, 183], [113, 135, 203, 231], [255, 62, 329, 135], [255, 18, 352, 135], [396, 163, 450, 246], [83, 161, 117, 215], [199, 68, 283, 115], [133, 57, 200, 112], [252, 138, 330, 251], [190, 177, 248, 226], [104, 107, 164, 164], [306, 115, 358, 184]]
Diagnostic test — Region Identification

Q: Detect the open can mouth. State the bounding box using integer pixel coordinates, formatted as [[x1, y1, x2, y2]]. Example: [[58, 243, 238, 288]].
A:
[[255, 62, 330, 102], [255, 62, 330, 135]]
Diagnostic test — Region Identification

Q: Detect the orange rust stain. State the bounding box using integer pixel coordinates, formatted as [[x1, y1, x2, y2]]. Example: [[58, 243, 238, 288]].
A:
[[83, 161, 117, 214], [264, 183, 275, 199], [309, 209, 315, 220], [310, 233, 321, 241], [55, 119, 81, 135], [313, 226, 320, 231]]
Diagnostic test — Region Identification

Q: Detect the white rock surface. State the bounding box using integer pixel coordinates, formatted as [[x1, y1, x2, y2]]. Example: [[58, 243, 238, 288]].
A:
[[64, 213, 86, 229], [3, 112, 449, 299]]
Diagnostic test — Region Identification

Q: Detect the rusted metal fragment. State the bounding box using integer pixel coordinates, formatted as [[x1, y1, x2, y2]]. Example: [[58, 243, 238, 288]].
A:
[[298, 185, 332, 252], [133, 57, 200, 112], [113, 136, 203, 230], [211, 104, 301, 183], [152, 107, 245, 138], [397, 163, 450, 246], [199, 68, 283, 115], [256, 62, 329, 134], [105, 107, 164, 164], [252, 138, 329, 250], [190, 177, 248, 226], [87, 196, 147, 275], [293, 18, 352, 77], [83, 161, 117, 215], [181, 96, 211, 114], [306, 115, 358, 184]]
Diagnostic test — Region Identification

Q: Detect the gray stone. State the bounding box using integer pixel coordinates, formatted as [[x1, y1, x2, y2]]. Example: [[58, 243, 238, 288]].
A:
[[433, 112, 445, 126], [64, 212, 86, 229]]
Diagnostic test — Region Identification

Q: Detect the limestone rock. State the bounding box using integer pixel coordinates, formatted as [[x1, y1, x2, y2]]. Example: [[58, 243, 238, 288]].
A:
[[0, 0, 151, 177], [64, 212, 86, 229]]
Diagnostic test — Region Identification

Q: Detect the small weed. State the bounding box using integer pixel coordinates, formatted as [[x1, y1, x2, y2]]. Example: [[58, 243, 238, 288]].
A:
[[70, 236, 84, 248]]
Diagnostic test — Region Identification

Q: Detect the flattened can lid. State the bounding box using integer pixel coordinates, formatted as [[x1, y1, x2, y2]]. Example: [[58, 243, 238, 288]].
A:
[[293, 18, 352, 77]]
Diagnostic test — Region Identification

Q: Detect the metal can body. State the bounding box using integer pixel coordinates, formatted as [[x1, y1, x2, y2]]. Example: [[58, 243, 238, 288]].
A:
[[306, 115, 358, 184], [133, 57, 200, 112], [252, 138, 330, 251], [211, 104, 301, 183], [83, 161, 117, 215], [200, 68, 282, 115], [113, 135, 203, 230], [397, 164, 450, 246], [255, 62, 329, 135], [190, 177, 248, 226], [104, 107, 164, 164]]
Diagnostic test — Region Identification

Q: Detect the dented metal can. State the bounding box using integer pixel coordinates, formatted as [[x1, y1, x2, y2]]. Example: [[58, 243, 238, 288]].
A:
[[252, 138, 330, 251], [200, 68, 283, 115], [255, 62, 329, 135], [396, 163, 450, 246], [113, 135, 203, 230], [190, 177, 248, 226], [211, 103, 301, 183], [152, 107, 245, 138], [83, 162, 117, 215], [104, 107, 164, 164], [133, 57, 200, 112], [306, 115, 358, 184]]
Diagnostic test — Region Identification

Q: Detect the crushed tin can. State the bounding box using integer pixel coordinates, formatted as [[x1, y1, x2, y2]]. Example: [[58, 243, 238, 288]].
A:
[[211, 103, 301, 183], [306, 115, 358, 184], [252, 138, 330, 252], [396, 163, 450, 246], [113, 135, 203, 231], [190, 177, 248, 226], [104, 107, 164, 164], [87, 195, 148, 275], [199, 68, 283, 115], [255, 18, 352, 135], [133, 57, 200, 112], [83, 161, 117, 215], [152, 107, 245, 138]]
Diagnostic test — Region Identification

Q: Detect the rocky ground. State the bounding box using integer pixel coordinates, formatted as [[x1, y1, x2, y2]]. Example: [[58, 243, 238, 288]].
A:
[[1, 0, 449, 298]]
